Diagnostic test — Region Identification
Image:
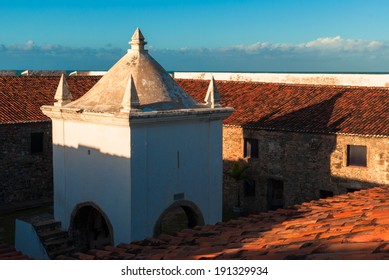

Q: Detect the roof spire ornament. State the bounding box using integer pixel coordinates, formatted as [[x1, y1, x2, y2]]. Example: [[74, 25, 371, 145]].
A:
[[204, 76, 221, 108], [121, 74, 141, 112], [129, 27, 147, 52], [54, 74, 72, 106]]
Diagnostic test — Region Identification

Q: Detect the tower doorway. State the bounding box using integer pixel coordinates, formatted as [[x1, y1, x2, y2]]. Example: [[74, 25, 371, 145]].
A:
[[70, 202, 113, 252], [154, 200, 204, 237]]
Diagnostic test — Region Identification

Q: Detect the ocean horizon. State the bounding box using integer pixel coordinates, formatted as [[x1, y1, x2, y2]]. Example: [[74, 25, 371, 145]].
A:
[[4, 70, 389, 76]]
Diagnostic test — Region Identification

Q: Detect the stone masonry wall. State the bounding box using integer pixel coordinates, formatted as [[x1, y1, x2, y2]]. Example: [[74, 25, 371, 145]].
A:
[[222, 126, 389, 213], [1, 120, 387, 214], [0, 122, 53, 206], [332, 135, 389, 186], [222, 126, 245, 211]]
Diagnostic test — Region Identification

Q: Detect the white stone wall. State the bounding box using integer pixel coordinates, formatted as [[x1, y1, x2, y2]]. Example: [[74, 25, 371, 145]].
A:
[[52, 119, 132, 245], [130, 118, 223, 240], [51, 115, 224, 244], [174, 72, 389, 87]]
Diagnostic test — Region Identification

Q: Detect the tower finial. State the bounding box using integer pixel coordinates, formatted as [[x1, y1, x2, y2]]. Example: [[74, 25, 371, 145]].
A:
[[54, 74, 72, 106], [121, 74, 141, 112], [129, 27, 147, 52], [204, 76, 221, 108]]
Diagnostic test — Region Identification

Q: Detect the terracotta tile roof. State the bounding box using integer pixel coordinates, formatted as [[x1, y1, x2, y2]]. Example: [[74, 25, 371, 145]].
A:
[[0, 76, 101, 124], [63, 186, 389, 260], [0, 242, 32, 260], [1, 77, 388, 136], [177, 79, 389, 137]]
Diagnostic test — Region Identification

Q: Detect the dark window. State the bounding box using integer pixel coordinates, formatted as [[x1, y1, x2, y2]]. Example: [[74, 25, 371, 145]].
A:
[[347, 145, 367, 167], [346, 188, 358, 193], [320, 190, 333, 199], [31, 132, 44, 154], [244, 138, 259, 158], [244, 179, 255, 197], [174, 193, 185, 200], [267, 179, 284, 210]]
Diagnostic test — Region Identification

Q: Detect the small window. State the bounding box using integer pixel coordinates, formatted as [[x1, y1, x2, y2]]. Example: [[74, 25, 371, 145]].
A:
[[320, 190, 333, 199], [244, 138, 259, 158], [244, 179, 255, 197], [347, 145, 367, 167], [267, 179, 284, 210], [31, 132, 44, 154]]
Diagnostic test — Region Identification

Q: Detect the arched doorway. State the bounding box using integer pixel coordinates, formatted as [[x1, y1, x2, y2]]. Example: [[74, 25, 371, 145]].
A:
[[70, 202, 113, 252], [154, 200, 204, 237]]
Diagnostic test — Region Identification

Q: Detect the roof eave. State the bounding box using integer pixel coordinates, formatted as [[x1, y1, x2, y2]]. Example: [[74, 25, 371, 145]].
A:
[[41, 105, 234, 126], [227, 124, 389, 138]]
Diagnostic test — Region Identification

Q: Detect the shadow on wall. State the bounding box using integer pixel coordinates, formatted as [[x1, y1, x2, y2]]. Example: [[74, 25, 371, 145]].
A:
[[222, 90, 386, 214], [52, 144, 206, 251]]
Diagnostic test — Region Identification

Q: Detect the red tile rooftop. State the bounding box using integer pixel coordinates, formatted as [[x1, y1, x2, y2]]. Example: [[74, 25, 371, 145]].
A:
[[177, 79, 389, 137], [1, 77, 388, 137], [0, 242, 32, 260], [0, 76, 100, 124], [61, 186, 389, 260]]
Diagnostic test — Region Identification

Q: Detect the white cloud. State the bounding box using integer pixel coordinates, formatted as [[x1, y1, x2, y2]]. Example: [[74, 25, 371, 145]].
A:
[[1, 36, 389, 72], [152, 36, 389, 72], [0, 41, 124, 69], [303, 36, 385, 52], [25, 40, 35, 50], [222, 42, 295, 53], [219, 36, 387, 54], [1, 40, 123, 56]]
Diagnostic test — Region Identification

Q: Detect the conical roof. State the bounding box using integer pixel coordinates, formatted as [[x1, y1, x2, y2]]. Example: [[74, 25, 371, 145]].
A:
[[66, 28, 199, 113]]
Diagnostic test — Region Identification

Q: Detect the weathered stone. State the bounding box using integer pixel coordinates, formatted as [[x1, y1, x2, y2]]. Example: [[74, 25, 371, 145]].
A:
[[0, 122, 53, 205], [222, 126, 389, 213]]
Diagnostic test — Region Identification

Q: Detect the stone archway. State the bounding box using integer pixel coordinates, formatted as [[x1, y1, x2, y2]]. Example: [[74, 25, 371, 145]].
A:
[[154, 200, 204, 237], [69, 202, 113, 252]]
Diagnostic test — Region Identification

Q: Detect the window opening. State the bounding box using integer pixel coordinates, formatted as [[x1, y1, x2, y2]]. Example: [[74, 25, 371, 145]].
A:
[[244, 138, 258, 158]]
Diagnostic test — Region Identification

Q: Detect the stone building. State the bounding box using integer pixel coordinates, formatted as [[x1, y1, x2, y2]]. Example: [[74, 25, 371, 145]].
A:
[[15, 29, 232, 259], [2, 73, 389, 217], [1, 75, 388, 217], [1, 37, 389, 260], [177, 79, 389, 213], [0, 76, 100, 209]]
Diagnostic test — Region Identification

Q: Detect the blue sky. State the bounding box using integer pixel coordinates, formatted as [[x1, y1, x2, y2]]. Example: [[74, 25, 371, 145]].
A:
[[1, 0, 389, 72]]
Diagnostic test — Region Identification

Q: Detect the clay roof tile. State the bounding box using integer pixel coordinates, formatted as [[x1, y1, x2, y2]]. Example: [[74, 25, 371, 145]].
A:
[[177, 79, 389, 136], [0, 76, 100, 124], [62, 185, 389, 260]]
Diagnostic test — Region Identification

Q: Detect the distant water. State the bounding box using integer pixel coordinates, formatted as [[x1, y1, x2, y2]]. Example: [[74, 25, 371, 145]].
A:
[[8, 70, 389, 76]]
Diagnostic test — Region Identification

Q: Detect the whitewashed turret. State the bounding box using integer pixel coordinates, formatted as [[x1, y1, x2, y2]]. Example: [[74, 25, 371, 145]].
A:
[[54, 74, 72, 106], [204, 76, 221, 108], [38, 28, 233, 252]]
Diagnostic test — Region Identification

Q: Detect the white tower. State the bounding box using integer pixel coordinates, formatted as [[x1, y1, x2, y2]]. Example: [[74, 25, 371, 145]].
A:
[[40, 28, 233, 250]]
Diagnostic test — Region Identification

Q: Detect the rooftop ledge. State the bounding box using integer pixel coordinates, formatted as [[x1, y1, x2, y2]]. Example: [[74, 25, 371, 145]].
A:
[[41, 105, 234, 126]]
